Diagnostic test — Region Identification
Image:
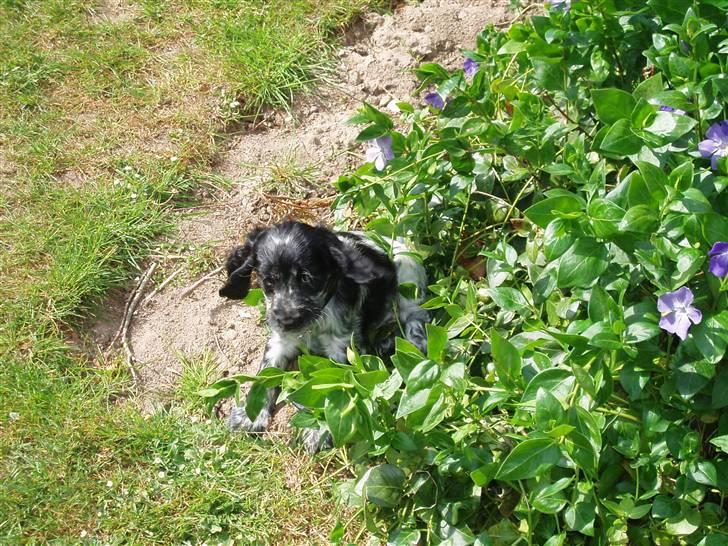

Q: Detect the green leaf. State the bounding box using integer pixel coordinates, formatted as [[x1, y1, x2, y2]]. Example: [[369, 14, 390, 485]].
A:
[[324, 390, 358, 447], [588, 286, 619, 323], [524, 194, 584, 228], [669, 161, 694, 191], [557, 238, 609, 288], [619, 205, 659, 233], [632, 73, 663, 100], [669, 188, 712, 214], [373, 369, 402, 401], [470, 462, 498, 487], [522, 368, 576, 405], [485, 287, 530, 312], [495, 438, 560, 481], [691, 311, 728, 364], [543, 535, 566, 546], [644, 111, 697, 141], [709, 434, 728, 454], [713, 368, 728, 409], [354, 370, 388, 393], [531, 477, 571, 514], [405, 359, 440, 391], [243, 288, 265, 306], [592, 88, 636, 124], [665, 502, 702, 535], [329, 520, 344, 544], [406, 384, 447, 431], [357, 124, 388, 141], [287, 380, 326, 408], [361, 464, 405, 508], [600, 119, 643, 155], [675, 362, 713, 398], [426, 323, 448, 360], [588, 198, 625, 238], [565, 500, 595, 536], [688, 460, 718, 487], [535, 387, 565, 430], [530, 56, 564, 91], [652, 495, 680, 519], [624, 321, 660, 344], [244, 381, 268, 422], [566, 431, 598, 478], [490, 329, 522, 387], [396, 360, 440, 418], [387, 529, 421, 546], [635, 161, 668, 205], [670, 247, 705, 287]]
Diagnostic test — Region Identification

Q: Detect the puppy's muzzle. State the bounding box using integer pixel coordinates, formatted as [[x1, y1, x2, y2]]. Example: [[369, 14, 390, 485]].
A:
[[272, 303, 309, 330]]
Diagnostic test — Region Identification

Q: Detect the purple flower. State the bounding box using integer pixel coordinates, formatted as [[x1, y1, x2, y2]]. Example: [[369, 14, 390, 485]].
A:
[[365, 136, 394, 171], [708, 242, 728, 278], [659, 105, 686, 115], [548, 0, 571, 12], [464, 58, 480, 78], [425, 92, 445, 110], [699, 120, 728, 171], [657, 286, 702, 341]]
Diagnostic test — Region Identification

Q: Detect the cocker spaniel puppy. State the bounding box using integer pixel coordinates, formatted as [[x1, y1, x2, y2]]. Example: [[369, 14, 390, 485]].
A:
[[219, 220, 429, 450]]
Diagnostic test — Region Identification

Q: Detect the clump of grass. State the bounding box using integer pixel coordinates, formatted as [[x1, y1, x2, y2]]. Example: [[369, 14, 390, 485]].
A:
[[263, 155, 321, 197], [176, 350, 219, 412]]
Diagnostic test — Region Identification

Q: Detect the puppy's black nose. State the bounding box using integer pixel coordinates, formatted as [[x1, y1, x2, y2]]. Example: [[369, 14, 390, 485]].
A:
[[276, 309, 305, 329]]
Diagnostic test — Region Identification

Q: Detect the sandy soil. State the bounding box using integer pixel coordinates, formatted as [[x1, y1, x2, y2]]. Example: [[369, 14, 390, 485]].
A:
[[90, 0, 512, 420]]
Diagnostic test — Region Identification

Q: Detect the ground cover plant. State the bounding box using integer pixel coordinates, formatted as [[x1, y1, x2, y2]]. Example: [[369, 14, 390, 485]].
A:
[[0, 0, 383, 542], [208, 0, 728, 543]]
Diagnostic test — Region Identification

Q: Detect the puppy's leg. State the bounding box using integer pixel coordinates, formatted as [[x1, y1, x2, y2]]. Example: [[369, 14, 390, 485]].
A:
[[299, 427, 333, 453], [398, 297, 429, 355], [391, 246, 429, 354], [229, 332, 298, 433]]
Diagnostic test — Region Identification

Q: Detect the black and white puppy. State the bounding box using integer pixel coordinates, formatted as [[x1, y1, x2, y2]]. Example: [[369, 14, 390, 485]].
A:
[[218, 220, 429, 450]]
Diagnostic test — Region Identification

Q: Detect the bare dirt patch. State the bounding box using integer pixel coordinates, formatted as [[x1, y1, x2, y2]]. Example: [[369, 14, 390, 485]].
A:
[[89, 0, 141, 24], [91, 0, 511, 422]]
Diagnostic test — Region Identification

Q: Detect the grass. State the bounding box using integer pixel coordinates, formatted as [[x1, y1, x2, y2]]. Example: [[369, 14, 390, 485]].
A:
[[177, 350, 219, 412], [263, 154, 322, 197], [0, 355, 350, 544], [0, 0, 386, 541]]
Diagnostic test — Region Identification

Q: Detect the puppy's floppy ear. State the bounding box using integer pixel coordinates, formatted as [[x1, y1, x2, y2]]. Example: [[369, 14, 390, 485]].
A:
[[219, 227, 265, 300], [329, 240, 393, 285]]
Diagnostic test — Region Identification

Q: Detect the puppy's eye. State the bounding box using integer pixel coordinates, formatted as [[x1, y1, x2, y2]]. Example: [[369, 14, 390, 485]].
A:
[[298, 270, 313, 284], [263, 278, 275, 292]]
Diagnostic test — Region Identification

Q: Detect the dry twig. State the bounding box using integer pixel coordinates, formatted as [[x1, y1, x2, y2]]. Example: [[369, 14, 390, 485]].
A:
[[141, 266, 184, 307], [496, 1, 541, 27], [180, 265, 225, 298], [120, 262, 157, 382]]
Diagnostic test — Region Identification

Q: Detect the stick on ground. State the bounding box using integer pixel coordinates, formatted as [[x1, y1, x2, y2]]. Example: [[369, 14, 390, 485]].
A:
[[120, 262, 157, 383], [141, 266, 183, 307], [180, 265, 225, 298]]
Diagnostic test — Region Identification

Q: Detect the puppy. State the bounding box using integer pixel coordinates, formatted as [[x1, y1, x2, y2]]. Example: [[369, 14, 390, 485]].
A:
[[218, 220, 429, 450]]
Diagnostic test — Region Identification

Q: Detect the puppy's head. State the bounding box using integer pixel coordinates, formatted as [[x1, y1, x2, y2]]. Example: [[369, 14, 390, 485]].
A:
[[220, 221, 381, 332]]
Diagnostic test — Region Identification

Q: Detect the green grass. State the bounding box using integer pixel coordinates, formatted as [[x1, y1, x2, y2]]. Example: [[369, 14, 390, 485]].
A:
[[177, 350, 219, 412], [0, 0, 386, 541], [0, 355, 349, 544]]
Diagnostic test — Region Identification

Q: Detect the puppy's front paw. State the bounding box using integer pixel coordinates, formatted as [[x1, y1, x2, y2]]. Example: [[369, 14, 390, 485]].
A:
[[299, 427, 333, 453], [228, 406, 270, 433]]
